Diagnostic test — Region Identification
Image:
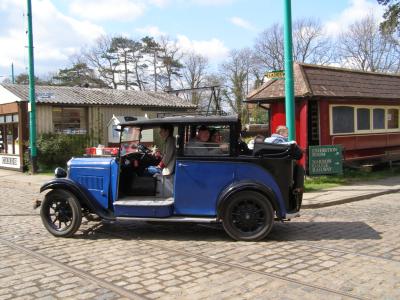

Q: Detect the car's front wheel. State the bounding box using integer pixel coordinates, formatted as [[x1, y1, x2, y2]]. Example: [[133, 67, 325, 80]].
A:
[[222, 191, 274, 241], [40, 189, 82, 237]]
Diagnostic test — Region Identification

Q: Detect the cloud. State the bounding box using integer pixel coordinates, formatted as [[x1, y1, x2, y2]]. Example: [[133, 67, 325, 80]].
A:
[[176, 35, 229, 62], [230, 17, 256, 31], [0, 0, 105, 76], [69, 0, 146, 22], [324, 0, 384, 36], [136, 26, 165, 37]]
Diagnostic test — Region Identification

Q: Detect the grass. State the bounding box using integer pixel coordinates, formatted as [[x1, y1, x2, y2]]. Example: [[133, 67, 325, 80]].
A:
[[305, 165, 400, 192]]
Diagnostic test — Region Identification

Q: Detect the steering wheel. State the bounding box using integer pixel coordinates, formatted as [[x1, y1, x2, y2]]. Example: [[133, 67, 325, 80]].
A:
[[137, 143, 151, 154]]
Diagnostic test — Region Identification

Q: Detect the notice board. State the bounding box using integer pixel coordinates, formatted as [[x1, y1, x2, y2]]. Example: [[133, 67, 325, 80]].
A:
[[309, 145, 343, 175]]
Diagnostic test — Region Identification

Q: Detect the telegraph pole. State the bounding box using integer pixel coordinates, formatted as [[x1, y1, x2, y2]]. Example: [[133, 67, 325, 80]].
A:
[[283, 0, 296, 141], [11, 63, 15, 84], [27, 0, 38, 173]]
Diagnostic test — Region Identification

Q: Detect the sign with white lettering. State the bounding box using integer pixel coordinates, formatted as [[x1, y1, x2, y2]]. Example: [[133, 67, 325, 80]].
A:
[[0, 154, 21, 169], [309, 145, 342, 175]]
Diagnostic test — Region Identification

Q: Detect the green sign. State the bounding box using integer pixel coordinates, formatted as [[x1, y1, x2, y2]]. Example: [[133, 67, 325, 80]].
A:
[[265, 70, 285, 79], [309, 145, 343, 175]]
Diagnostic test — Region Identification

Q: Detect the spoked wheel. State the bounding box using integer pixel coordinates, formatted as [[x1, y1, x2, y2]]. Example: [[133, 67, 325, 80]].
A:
[[222, 191, 274, 241], [40, 190, 82, 237]]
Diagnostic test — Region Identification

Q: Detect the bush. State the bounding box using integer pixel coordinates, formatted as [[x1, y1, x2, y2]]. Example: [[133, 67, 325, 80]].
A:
[[37, 133, 89, 171]]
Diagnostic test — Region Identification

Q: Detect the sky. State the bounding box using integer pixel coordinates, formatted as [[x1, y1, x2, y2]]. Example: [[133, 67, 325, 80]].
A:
[[0, 0, 385, 81]]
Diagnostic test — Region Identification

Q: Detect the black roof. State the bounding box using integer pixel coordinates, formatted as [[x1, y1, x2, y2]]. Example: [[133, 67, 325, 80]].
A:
[[121, 115, 239, 127]]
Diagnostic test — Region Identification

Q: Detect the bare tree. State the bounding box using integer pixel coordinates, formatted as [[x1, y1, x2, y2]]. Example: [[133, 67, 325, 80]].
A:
[[254, 18, 333, 72], [219, 48, 255, 120], [337, 14, 400, 72], [158, 36, 183, 90], [179, 52, 209, 105], [83, 36, 119, 89]]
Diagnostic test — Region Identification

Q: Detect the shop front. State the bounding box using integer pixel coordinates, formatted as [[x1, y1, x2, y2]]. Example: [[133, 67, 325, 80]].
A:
[[0, 102, 25, 171]]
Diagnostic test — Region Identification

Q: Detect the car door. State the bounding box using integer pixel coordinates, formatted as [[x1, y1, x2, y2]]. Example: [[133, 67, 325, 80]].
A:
[[173, 124, 233, 216]]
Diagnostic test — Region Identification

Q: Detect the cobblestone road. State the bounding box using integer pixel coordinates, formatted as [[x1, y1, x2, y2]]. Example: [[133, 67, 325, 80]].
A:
[[0, 179, 399, 299]]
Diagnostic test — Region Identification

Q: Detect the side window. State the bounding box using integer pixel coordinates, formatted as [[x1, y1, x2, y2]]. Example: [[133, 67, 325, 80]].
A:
[[387, 109, 399, 129], [357, 108, 370, 131], [373, 108, 385, 130], [184, 125, 230, 156], [332, 106, 354, 134]]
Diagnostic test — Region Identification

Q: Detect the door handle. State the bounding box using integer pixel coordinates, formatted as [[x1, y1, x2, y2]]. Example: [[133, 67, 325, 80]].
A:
[[178, 163, 188, 167]]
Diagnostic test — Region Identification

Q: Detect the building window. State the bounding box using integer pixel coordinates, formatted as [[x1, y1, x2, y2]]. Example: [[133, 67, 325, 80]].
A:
[[373, 108, 385, 130], [387, 109, 399, 129], [331, 105, 400, 135], [357, 108, 370, 131], [52, 107, 87, 134], [332, 106, 354, 134]]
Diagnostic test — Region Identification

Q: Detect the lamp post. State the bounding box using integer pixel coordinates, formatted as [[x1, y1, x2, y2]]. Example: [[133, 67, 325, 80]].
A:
[[283, 0, 296, 141], [27, 0, 38, 173]]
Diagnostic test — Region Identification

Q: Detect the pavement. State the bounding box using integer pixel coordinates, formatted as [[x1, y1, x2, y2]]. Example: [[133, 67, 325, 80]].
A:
[[0, 168, 399, 209]]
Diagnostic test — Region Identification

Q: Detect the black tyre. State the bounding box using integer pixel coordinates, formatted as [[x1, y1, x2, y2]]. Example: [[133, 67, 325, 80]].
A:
[[222, 191, 274, 241], [40, 190, 82, 237]]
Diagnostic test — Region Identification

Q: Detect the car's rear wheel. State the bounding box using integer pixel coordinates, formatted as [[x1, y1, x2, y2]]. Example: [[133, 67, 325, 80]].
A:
[[40, 190, 82, 237], [222, 191, 274, 241]]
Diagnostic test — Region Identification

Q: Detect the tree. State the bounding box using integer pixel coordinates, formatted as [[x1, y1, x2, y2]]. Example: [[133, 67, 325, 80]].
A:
[[377, 0, 400, 35], [108, 37, 147, 90], [219, 48, 255, 121], [179, 52, 209, 105], [254, 18, 333, 72], [141, 36, 163, 91], [14, 73, 48, 85], [83, 36, 119, 89], [52, 62, 107, 87], [158, 36, 183, 90], [337, 15, 400, 72]]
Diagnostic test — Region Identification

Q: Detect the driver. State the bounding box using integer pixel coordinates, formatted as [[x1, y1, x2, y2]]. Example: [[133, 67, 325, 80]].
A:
[[147, 125, 176, 175]]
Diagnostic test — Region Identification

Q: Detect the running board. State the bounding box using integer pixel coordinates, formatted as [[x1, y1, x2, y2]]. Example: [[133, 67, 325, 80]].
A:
[[116, 216, 218, 223]]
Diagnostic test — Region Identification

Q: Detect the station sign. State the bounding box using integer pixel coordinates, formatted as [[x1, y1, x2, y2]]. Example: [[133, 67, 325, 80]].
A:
[[309, 145, 343, 175]]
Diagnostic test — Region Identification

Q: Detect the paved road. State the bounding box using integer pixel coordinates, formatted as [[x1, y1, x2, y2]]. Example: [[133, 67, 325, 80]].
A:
[[0, 180, 399, 300]]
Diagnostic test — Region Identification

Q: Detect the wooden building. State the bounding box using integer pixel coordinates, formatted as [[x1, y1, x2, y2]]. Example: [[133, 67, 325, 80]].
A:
[[246, 63, 400, 167], [0, 84, 196, 171]]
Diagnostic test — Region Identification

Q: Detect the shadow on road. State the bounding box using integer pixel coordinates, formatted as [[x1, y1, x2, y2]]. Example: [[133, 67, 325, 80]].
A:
[[74, 220, 381, 242]]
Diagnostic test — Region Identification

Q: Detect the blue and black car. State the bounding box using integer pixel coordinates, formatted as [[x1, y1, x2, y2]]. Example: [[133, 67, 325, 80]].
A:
[[37, 115, 303, 241]]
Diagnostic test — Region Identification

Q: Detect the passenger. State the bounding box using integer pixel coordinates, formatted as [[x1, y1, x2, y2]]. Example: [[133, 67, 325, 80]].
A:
[[147, 125, 176, 175], [209, 129, 228, 154], [264, 125, 289, 144], [265, 125, 303, 160], [185, 125, 211, 155]]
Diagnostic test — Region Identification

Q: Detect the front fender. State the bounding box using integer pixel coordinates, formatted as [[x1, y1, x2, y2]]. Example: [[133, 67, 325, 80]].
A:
[[217, 180, 284, 219], [40, 178, 115, 221]]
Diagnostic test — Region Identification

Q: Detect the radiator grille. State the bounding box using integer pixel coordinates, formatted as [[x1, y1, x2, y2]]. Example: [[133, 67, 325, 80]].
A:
[[77, 176, 103, 190]]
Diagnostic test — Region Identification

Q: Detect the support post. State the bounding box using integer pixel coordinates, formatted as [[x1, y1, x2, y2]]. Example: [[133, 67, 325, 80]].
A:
[[27, 0, 38, 173], [11, 63, 15, 84], [283, 0, 296, 141]]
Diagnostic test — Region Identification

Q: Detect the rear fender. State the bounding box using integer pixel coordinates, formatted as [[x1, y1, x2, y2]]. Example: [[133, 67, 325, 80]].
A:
[[217, 180, 284, 219], [40, 178, 115, 221]]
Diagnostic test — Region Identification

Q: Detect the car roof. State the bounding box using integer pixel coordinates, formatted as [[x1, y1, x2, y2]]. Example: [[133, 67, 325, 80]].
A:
[[120, 114, 239, 127]]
